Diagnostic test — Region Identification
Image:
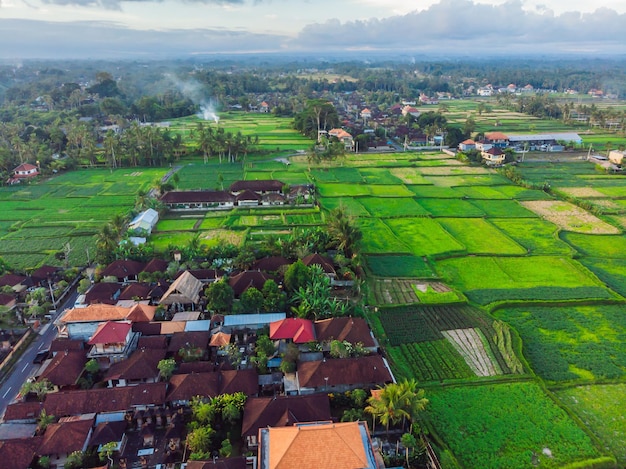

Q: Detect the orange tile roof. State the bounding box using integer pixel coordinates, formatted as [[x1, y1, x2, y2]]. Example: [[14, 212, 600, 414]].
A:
[[266, 422, 373, 469], [485, 131, 509, 141], [62, 304, 130, 323]]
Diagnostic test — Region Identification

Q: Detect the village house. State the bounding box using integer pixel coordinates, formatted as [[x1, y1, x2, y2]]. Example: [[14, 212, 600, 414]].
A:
[[241, 394, 331, 449], [37, 416, 95, 469], [328, 128, 355, 150], [482, 147, 506, 166], [87, 320, 139, 365], [257, 421, 380, 469], [8, 163, 39, 185]]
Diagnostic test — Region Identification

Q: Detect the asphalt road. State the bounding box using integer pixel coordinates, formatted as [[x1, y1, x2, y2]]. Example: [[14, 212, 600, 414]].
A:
[[0, 289, 78, 419]]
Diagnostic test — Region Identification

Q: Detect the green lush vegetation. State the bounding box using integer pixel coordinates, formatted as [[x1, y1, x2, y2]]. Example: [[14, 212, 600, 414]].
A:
[[494, 305, 626, 382], [557, 384, 626, 465], [425, 382, 604, 469]]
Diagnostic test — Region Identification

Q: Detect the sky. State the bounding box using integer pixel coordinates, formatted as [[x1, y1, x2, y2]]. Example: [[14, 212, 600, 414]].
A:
[[1, 0, 626, 59]]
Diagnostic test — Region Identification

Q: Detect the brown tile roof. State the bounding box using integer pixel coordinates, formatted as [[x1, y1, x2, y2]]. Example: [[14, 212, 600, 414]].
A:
[[137, 335, 168, 349], [176, 361, 215, 374], [0, 293, 16, 308], [89, 420, 127, 446], [0, 437, 41, 469], [38, 351, 87, 387], [39, 417, 94, 456], [166, 369, 258, 402], [262, 421, 374, 469], [105, 347, 166, 381], [252, 256, 292, 272], [301, 253, 335, 275], [167, 331, 210, 353], [142, 258, 169, 273], [133, 322, 162, 336], [235, 189, 262, 202], [101, 260, 146, 279], [49, 339, 84, 353], [85, 282, 122, 305], [3, 402, 43, 422], [178, 269, 224, 282], [161, 190, 235, 204], [241, 394, 331, 437], [0, 273, 27, 288], [43, 383, 167, 417], [228, 271, 270, 296], [186, 457, 247, 469], [314, 317, 376, 348], [230, 180, 284, 193], [119, 283, 153, 301], [297, 355, 392, 389]]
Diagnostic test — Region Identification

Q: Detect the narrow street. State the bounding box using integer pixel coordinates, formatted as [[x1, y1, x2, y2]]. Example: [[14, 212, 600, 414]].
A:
[[0, 289, 78, 419]]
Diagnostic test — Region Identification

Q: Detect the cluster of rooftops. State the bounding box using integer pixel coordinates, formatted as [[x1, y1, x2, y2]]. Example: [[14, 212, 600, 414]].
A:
[[0, 254, 392, 469]]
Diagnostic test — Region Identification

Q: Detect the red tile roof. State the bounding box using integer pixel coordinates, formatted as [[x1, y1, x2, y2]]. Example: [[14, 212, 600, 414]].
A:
[[269, 318, 315, 344], [88, 321, 132, 345]]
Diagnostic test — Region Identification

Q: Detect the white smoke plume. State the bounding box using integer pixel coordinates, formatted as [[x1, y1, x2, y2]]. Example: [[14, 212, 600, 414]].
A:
[[165, 73, 219, 123]]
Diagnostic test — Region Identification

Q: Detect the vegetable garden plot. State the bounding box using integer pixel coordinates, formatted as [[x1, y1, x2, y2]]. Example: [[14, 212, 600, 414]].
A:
[[425, 382, 603, 469], [438, 218, 527, 255], [387, 340, 475, 382], [365, 255, 434, 278], [377, 304, 482, 345], [385, 218, 465, 257], [490, 219, 574, 255], [155, 218, 200, 231], [521, 200, 620, 234], [370, 278, 420, 305], [441, 328, 503, 376], [557, 384, 626, 465]]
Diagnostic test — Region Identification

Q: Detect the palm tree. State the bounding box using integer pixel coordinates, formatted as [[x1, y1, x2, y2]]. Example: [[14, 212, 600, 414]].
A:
[[95, 224, 118, 264], [327, 206, 362, 258], [365, 380, 428, 434]]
